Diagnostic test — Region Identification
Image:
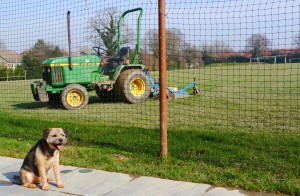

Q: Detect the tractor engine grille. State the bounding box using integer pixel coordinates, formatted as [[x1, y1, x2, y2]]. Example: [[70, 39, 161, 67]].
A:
[[51, 66, 63, 84], [43, 66, 63, 85]]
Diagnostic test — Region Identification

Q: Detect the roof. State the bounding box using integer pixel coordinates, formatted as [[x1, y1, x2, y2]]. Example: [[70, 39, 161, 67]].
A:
[[0, 50, 22, 63]]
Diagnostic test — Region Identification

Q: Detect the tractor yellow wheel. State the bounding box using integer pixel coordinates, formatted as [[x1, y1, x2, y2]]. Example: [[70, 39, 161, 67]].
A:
[[61, 84, 89, 110], [66, 90, 84, 107], [115, 69, 150, 104], [130, 78, 146, 96]]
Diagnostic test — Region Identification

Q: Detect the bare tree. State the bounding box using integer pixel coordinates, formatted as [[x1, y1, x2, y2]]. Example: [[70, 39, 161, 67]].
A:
[[144, 28, 183, 63], [88, 7, 134, 56], [144, 28, 187, 69], [182, 43, 203, 68], [201, 41, 233, 57], [292, 33, 300, 48], [200, 41, 233, 65], [245, 34, 271, 57], [165, 29, 183, 64], [144, 29, 159, 60]]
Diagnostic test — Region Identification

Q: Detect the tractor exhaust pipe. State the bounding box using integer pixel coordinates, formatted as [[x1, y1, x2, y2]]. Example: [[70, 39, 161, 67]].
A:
[[67, 11, 73, 70]]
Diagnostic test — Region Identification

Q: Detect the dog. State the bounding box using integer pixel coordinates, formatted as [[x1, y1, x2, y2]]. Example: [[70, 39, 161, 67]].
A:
[[17, 128, 68, 191]]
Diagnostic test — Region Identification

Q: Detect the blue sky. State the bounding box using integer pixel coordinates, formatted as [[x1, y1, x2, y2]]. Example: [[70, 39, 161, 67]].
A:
[[0, 0, 299, 53]]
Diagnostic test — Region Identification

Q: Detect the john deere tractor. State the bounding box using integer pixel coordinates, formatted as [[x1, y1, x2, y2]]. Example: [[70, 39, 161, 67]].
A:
[[31, 8, 150, 110]]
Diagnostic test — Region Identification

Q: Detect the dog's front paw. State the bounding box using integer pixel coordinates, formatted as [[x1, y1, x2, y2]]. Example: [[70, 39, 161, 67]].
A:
[[23, 183, 37, 189], [56, 182, 64, 188], [42, 184, 50, 191]]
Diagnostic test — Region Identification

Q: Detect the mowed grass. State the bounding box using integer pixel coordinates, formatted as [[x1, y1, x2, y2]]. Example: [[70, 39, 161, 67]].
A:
[[0, 63, 299, 195]]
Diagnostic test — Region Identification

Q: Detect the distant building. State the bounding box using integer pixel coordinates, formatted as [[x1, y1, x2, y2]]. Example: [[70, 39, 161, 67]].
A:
[[0, 50, 22, 69]]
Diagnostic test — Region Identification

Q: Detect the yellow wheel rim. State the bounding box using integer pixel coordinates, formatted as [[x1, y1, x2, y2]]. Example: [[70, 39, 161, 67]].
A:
[[130, 78, 145, 96], [66, 90, 84, 107]]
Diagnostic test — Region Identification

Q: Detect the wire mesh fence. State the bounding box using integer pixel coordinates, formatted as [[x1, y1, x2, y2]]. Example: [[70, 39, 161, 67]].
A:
[[0, 0, 299, 194]]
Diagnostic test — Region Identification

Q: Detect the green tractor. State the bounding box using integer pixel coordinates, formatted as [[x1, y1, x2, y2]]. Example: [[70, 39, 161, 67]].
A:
[[31, 8, 150, 110]]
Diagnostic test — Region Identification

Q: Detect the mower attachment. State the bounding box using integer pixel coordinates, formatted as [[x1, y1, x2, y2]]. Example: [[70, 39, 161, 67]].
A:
[[146, 70, 200, 100]]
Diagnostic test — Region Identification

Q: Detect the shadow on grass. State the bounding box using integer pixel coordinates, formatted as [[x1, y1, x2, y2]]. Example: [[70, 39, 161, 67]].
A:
[[12, 102, 52, 109], [88, 95, 120, 104], [75, 127, 300, 173], [11, 96, 120, 110], [70, 126, 160, 157]]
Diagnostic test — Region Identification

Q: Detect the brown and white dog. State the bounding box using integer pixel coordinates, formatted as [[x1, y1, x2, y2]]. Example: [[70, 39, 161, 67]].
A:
[[17, 128, 68, 190]]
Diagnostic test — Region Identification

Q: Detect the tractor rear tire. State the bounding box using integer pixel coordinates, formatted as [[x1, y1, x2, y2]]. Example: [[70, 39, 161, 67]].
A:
[[115, 69, 150, 104], [60, 84, 89, 110]]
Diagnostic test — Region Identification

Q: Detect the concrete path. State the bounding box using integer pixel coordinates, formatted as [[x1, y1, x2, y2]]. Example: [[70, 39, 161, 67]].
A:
[[0, 156, 280, 196]]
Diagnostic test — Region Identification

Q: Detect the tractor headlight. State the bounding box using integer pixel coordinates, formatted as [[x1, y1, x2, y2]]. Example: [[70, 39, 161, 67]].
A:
[[43, 67, 51, 73]]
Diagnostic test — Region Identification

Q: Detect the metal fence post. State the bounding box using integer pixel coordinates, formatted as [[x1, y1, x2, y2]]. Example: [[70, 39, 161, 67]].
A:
[[158, 0, 167, 158]]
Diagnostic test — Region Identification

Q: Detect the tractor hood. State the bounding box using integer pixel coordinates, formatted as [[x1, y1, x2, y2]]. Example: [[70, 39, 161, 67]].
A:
[[42, 54, 101, 66]]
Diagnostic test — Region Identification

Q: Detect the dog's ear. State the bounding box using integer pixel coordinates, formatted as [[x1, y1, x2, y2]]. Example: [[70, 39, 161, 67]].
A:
[[43, 128, 51, 139], [62, 128, 68, 139]]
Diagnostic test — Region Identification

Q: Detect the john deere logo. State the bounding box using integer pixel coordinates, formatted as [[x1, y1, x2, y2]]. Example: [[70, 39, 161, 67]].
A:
[[85, 59, 90, 63]]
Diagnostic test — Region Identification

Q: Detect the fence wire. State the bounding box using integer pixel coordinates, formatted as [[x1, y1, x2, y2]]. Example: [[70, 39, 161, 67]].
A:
[[0, 0, 299, 194]]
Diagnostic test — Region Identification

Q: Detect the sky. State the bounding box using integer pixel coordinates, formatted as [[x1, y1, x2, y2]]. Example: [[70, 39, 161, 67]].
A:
[[0, 0, 299, 53]]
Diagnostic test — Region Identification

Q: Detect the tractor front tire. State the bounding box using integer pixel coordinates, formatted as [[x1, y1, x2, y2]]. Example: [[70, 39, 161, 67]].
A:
[[60, 84, 89, 110], [115, 69, 150, 104]]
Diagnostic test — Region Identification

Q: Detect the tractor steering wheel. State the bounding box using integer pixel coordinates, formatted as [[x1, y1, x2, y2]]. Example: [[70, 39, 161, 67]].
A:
[[93, 46, 108, 57]]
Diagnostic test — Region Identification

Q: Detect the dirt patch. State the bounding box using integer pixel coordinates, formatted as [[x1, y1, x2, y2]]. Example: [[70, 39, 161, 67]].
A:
[[113, 154, 130, 161]]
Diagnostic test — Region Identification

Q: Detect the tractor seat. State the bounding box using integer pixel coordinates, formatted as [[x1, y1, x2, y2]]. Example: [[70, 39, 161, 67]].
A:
[[108, 47, 130, 63]]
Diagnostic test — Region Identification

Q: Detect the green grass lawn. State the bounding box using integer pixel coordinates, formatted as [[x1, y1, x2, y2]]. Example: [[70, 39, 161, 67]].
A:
[[0, 63, 299, 195]]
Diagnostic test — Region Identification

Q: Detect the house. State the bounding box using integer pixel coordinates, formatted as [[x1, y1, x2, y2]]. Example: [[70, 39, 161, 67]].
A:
[[0, 50, 22, 69]]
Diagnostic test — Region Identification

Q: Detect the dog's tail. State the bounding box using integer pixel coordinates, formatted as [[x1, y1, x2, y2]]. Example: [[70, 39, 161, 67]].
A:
[[13, 175, 21, 181]]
